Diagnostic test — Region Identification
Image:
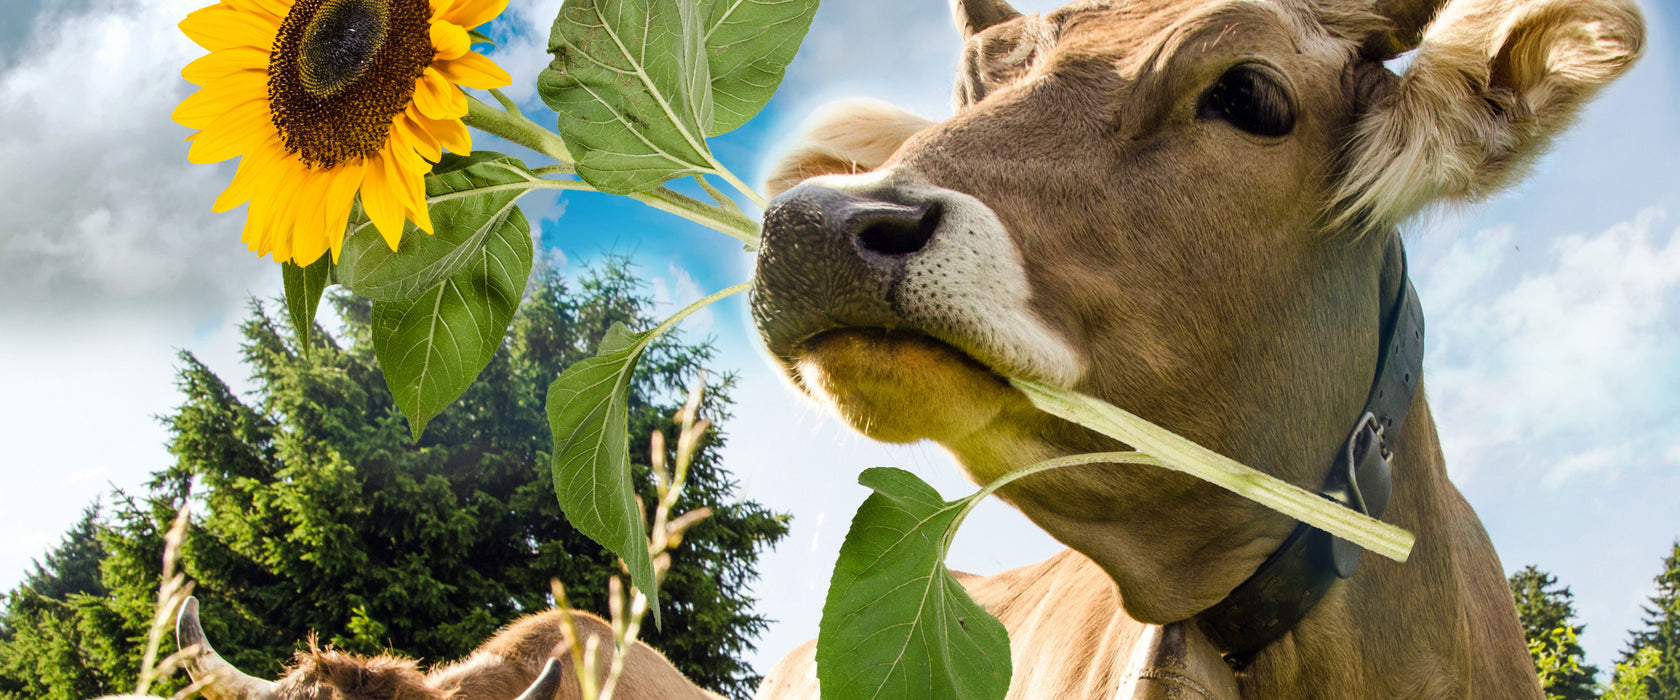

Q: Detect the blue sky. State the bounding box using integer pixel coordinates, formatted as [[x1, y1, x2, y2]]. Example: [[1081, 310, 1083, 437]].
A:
[[0, 0, 1677, 683]]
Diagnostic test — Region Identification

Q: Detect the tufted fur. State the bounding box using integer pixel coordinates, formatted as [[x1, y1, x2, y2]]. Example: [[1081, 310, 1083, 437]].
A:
[[1328, 0, 1643, 232], [192, 609, 721, 700]]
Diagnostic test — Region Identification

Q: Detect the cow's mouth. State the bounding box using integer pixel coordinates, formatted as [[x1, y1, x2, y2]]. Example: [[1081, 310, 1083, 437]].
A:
[[787, 327, 1024, 444], [752, 177, 1085, 444]]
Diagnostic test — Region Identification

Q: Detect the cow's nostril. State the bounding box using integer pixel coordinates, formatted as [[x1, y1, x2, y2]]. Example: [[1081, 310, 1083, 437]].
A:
[[856, 202, 942, 257]]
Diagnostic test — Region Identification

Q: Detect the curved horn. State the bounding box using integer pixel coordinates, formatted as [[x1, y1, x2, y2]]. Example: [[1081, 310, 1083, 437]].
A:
[[954, 0, 1021, 40], [1362, 0, 1450, 59], [514, 658, 566, 700], [176, 597, 279, 700]]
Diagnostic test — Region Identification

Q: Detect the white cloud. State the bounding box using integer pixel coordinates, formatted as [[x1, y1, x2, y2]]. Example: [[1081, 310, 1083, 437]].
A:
[[0, 0, 271, 323], [0, 0, 279, 592], [486, 0, 563, 109], [1424, 208, 1680, 485]]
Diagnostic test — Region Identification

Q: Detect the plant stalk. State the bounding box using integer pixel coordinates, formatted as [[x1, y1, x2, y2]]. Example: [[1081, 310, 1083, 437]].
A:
[[463, 96, 761, 249]]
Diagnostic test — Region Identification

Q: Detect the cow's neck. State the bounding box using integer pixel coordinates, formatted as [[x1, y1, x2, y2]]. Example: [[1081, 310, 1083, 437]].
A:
[[1202, 239, 1533, 697], [1218, 393, 1535, 698]]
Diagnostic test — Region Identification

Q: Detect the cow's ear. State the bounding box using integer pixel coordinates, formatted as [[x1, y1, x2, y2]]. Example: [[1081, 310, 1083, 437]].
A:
[[955, 0, 1021, 41], [763, 100, 934, 198], [1330, 0, 1642, 231]]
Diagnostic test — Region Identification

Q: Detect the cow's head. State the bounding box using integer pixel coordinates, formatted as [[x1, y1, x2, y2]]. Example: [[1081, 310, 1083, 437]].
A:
[[753, 0, 1640, 623], [174, 598, 562, 700]]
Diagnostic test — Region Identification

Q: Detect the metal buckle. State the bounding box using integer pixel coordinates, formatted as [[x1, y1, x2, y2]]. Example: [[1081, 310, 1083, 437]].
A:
[[1328, 412, 1393, 579]]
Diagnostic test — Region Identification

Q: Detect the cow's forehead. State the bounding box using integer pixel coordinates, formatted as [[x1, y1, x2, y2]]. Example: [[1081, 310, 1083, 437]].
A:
[[1037, 0, 1364, 69]]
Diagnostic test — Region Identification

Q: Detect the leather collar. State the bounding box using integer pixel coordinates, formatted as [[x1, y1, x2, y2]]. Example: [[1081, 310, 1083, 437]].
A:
[[1194, 242, 1425, 667]]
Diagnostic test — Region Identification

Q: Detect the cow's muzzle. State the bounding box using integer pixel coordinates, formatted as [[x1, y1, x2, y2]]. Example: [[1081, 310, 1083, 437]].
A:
[[752, 182, 945, 363]]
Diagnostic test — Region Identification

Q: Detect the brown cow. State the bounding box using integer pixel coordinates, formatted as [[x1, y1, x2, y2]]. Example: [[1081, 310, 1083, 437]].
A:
[[750, 0, 1643, 698], [172, 597, 722, 700]]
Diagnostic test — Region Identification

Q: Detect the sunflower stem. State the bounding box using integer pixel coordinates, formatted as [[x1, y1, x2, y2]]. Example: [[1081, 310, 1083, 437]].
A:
[[632, 188, 761, 248], [488, 87, 524, 116], [708, 161, 769, 210], [465, 94, 573, 163], [462, 95, 761, 250], [533, 164, 577, 176]]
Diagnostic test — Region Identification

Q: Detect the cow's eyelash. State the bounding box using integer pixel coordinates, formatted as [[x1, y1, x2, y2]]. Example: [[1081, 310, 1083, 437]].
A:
[[1199, 64, 1295, 137]]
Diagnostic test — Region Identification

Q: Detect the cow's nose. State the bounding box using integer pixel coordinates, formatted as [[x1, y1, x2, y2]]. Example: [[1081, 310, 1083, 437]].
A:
[[853, 199, 941, 257], [755, 183, 947, 359], [764, 184, 943, 264]]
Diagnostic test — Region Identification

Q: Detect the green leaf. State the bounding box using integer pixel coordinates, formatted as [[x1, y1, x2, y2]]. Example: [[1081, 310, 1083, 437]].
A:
[[1010, 378, 1416, 562], [703, 0, 820, 136], [818, 467, 1011, 700], [371, 202, 533, 441], [538, 0, 717, 194], [467, 28, 496, 47], [545, 281, 750, 628], [281, 255, 332, 359], [546, 321, 660, 624], [338, 152, 544, 302]]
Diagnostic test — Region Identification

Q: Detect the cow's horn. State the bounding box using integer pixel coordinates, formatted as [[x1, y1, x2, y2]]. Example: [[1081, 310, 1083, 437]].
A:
[[1362, 0, 1450, 59], [514, 657, 566, 700], [954, 0, 1021, 40], [176, 597, 278, 700]]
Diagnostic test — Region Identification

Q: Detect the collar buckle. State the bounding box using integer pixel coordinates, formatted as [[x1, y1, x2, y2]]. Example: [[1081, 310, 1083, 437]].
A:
[[1326, 412, 1394, 579]]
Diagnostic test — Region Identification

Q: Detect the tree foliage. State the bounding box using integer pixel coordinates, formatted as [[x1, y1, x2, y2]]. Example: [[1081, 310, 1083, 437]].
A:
[[1620, 539, 1680, 700], [1512, 565, 1601, 700], [0, 506, 131, 699], [0, 260, 787, 700]]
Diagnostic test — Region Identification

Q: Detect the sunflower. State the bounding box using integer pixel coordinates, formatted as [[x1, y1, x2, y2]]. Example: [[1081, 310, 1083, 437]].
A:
[[173, 0, 511, 265]]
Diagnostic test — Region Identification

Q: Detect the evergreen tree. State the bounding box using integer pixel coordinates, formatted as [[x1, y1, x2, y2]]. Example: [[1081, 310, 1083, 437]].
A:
[[1621, 539, 1680, 700], [1511, 565, 1599, 700], [0, 260, 788, 700], [0, 505, 127, 699], [21, 506, 107, 602]]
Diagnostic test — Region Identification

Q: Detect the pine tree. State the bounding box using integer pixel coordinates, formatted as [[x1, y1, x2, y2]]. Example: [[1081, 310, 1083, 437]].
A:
[[1621, 539, 1680, 700], [20, 506, 107, 602], [1510, 565, 1599, 700], [0, 505, 127, 699], [0, 260, 789, 699]]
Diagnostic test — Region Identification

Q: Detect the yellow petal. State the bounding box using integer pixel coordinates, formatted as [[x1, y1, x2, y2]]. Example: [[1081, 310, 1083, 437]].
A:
[[242, 162, 292, 257], [221, 0, 284, 25], [212, 134, 285, 211], [410, 106, 471, 154], [319, 161, 367, 261], [412, 68, 466, 119], [266, 162, 312, 262], [240, 200, 270, 254], [433, 50, 510, 90], [397, 167, 433, 235], [172, 71, 267, 128], [381, 146, 433, 235], [440, 0, 505, 31], [430, 21, 470, 61], [179, 6, 279, 52], [188, 99, 273, 163], [395, 113, 442, 163], [383, 128, 428, 175], [361, 152, 407, 250], [407, 201, 434, 236], [181, 47, 268, 86], [288, 171, 334, 265]]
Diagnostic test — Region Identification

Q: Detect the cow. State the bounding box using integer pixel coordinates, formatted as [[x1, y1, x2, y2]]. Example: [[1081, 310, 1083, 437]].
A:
[[748, 0, 1643, 697], [170, 597, 722, 700]]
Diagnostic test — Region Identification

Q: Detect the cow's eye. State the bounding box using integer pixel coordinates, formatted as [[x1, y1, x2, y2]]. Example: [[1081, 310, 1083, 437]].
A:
[[1200, 65, 1294, 137]]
